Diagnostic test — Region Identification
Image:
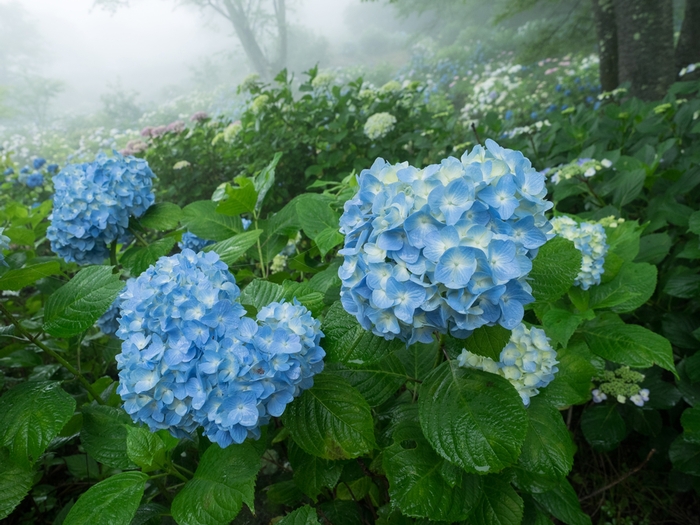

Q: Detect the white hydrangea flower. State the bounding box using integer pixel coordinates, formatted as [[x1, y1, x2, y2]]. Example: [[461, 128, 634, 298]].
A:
[[363, 112, 397, 140]]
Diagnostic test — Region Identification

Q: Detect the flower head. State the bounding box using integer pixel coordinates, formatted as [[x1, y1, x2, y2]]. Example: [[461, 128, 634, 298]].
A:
[[33, 157, 46, 170], [338, 140, 552, 344], [190, 111, 209, 123], [363, 112, 397, 140], [47, 152, 156, 265], [178, 231, 215, 252], [550, 216, 607, 290], [457, 323, 558, 405], [26, 173, 44, 188]]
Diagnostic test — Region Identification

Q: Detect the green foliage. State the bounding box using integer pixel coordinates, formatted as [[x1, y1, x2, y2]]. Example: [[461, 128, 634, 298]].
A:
[[64, 472, 148, 525]]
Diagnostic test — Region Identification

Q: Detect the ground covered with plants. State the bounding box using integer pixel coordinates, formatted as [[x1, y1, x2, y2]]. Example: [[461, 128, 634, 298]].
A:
[[1, 51, 700, 525]]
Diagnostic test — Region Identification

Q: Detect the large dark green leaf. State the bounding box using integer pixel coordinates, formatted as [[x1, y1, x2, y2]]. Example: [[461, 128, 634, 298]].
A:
[[171, 441, 263, 525], [64, 472, 148, 525], [0, 381, 75, 466], [325, 353, 408, 407], [0, 449, 35, 520], [588, 262, 657, 312], [205, 230, 263, 265], [288, 441, 343, 501], [529, 237, 582, 303], [681, 406, 700, 444], [471, 474, 524, 525], [216, 177, 258, 216], [120, 237, 176, 276], [138, 202, 182, 231], [182, 200, 243, 241], [541, 309, 585, 349], [419, 362, 528, 474], [580, 404, 626, 451], [276, 505, 321, 525], [464, 325, 512, 361], [539, 341, 597, 408], [0, 260, 62, 291], [669, 434, 700, 476], [43, 266, 125, 338], [81, 405, 135, 469], [282, 373, 376, 460], [531, 480, 591, 525]]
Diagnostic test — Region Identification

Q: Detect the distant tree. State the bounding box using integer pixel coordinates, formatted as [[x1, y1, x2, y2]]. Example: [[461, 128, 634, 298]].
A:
[[94, 0, 289, 81], [675, 0, 700, 81]]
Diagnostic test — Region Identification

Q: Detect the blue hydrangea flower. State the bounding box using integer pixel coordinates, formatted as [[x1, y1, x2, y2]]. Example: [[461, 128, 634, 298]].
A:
[[242, 218, 252, 231], [550, 216, 607, 290], [47, 164, 59, 174], [457, 323, 558, 405], [338, 139, 553, 344], [20, 166, 30, 174], [26, 173, 44, 188], [115, 250, 324, 447], [3, 167, 13, 176], [33, 157, 47, 170], [47, 152, 156, 265], [96, 299, 121, 335], [0, 227, 10, 266], [178, 231, 215, 252]]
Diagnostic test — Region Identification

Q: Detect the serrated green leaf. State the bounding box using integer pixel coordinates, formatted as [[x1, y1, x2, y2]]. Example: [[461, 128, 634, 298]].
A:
[[471, 474, 524, 525], [252, 153, 282, 213], [580, 404, 625, 451], [611, 169, 645, 206], [288, 441, 343, 501], [542, 309, 584, 348], [295, 194, 339, 239], [669, 434, 700, 476], [531, 480, 591, 525], [43, 266, 125, 338], [518, 397, 574, 479], [280, 281, 326, 317], [589, 262, 657, 312], [240, 279, 285, 310], [130, 503, 169, 525], [383, 403, 482, 522], [216, 177, 258, 216], [314, 227, 344, 257], [688, 210, 700, 235], [581, 322, 676, 375], [395, 339, 441, 380], [0, 448, 35, 520], [529, 237, 582, 303], [282, 373, 376, 460], [120, 237, 176, 276], [81, 405, 135, 469], [322, 302, 404, 365], [205, 229, 262, 265], [276, 505, 321, 525], [126, 426, 167, 472], [635, 233, 671, 265], [4, 226, 34, 245], [325, 352, 408, 407], [539, 342, 597, 408], [605, 220, 641, 262], [267, 480, 305, 506], [182, 200, 243, 241], [681, 406, 700, 444], [138, 202, 182, 231], [0, 260, 62, 291], [522, 495, 555, 525], [64, 472, 148, 525], [171, 441, 262, 525], [0, 381, 75, 466], [419, 362, 528, 474], [465, 325, 512, 361]]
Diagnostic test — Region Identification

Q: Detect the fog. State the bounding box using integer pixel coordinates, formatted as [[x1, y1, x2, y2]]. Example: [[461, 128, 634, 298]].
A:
[[0, 0, 390, 118]]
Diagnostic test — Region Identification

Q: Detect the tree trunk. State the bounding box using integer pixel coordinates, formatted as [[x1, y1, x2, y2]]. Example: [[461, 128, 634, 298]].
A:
[[614, 0, 675, 100], [591, 0, 619, 91], [675, 0, 700, 80], [272, 0, 287, 77], [222, 0, 271, 80]]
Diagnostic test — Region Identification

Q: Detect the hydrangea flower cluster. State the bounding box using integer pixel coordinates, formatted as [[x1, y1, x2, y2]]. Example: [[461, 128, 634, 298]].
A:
[[550, 216, 608, 290], [338, 139, 553, 344], [97, 299, 121, 335], [178, 231, 215, 252], [545, 157, 612, 184], [47, 152, 156, 265], [115, 250, 324, 447], [26, 173, 44, 188], [0, 228, 10, 266], [364, 113, 397, 140], [592, 366, 649, 407], [457, 323, 558, 405]]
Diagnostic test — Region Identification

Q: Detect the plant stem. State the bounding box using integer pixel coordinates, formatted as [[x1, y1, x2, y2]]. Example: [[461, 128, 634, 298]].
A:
[[128, 227, 149, 247], [253, 215, 268, 278], [0, 302, 105, 404], [110, 240, 118, 267]]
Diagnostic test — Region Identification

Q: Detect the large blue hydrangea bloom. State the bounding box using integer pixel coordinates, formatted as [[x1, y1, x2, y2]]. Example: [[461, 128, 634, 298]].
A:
[[47, 152, 155, 265], [115, 250, 324, 447], [178, 231, 215, 252], [338, 139, 553, 344], [457, 323, 558, 405], [26, 173, 44, 188]]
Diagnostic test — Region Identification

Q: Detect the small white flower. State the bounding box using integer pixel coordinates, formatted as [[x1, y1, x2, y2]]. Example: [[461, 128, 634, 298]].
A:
[[592, 389, 607, 403], [601, 159, 612, 168]]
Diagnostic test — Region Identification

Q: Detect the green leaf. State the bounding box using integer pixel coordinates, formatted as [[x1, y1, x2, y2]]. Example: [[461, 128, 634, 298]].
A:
[[580, 404, 626, 451], [64, 472, 148, 525], [611, 169, 645, 206], [239, 279, 324, 316], [539, 342, 597, 408], [138, 202, 182, 231], [529, 237, 582, 303], [383, 403, 482, 522], [588, 262, 657, 312], [681, 407, 700, 444], [465, 325, 511, 361], [531, 480, 591, 525], [276, 505, 321, 525], [325, 352, 408, 407], [126, 426, 167, 472], [295, 194, 339, 239], [266, 480, 305, 506], [471, 474, 524, 525], [0, 448, 35, 520], [522, 495, 554, 525], [288, 441, 343, 501], [120, 237, 176, 276], [205, 230, 263, 265], [252, 152, 282, 213], [0, 260, 61, 291], [688, 210, 700, 235], [216, 177, 258, 216], [669, 434, 700, 476], [280, 281, 326, 317], [182, 200, 243, 241], [419, 362, 528, 474], [581, 322, 676, 375], [171, 441, 262, 525], [541, 309, 584, 348], [43, 266, 125, 338], [322, 302, 404, 365], [130, 503, 169, 525], [605, 220, 641, 262], [3, 226, 34, 245], [81, 405, 135, 469], [635, 233, 671, 265], [0, 381, 75, 466], [282, 373, 376, 460], [395, 339, 441, 380], [314, 227, 344, 257], [518, 397, 574, 479]]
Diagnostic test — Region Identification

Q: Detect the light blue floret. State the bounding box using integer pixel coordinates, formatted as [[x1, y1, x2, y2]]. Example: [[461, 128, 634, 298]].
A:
[[47, 152, 156, 265], [550, 216, 608, 290], [115, 250, 324, 447], [338, 139, 553, 344], [178, 231, 215, 252], [97, 299, 121, 335]]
